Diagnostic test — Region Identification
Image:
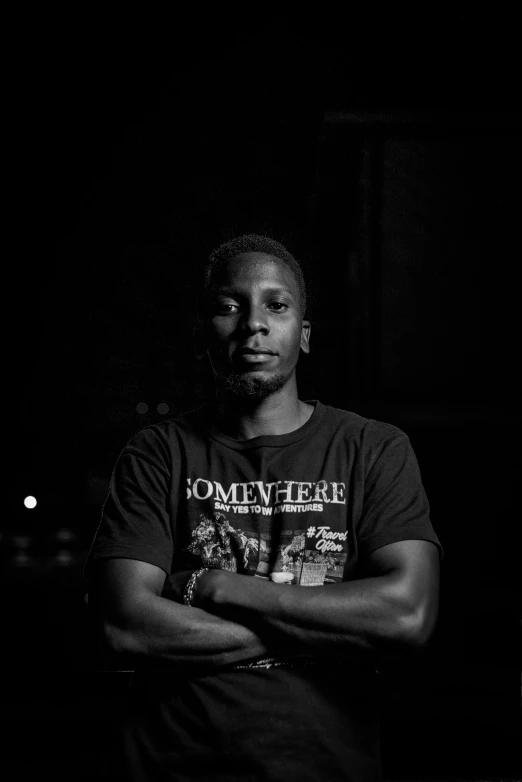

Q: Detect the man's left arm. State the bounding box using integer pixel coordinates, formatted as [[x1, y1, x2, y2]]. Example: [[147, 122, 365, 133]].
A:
[[190, 539, 440, 657]]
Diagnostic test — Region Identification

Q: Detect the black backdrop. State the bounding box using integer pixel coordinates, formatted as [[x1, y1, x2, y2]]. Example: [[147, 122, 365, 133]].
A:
[[5, 9, 521, 782]]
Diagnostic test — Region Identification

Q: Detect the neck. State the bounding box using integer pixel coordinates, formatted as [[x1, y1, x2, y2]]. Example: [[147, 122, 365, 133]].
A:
[[212, 384, 312, 440]]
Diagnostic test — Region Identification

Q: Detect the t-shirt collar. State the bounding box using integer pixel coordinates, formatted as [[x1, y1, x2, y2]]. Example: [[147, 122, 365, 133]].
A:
[[199, 400, 325, 450]]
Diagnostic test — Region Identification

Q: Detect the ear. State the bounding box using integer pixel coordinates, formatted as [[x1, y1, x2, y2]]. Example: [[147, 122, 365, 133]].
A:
[[300, 320, 311, 354]]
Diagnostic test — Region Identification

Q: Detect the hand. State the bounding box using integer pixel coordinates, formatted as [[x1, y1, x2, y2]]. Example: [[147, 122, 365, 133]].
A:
[[161, 570, 194, 603], [161, 568, 238, 608], [191, 571, 303, 656], [192, 568, 246, 611]]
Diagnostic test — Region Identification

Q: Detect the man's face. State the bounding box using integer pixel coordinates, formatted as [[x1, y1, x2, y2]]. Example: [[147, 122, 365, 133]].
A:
[[204, 252, 310, 399]]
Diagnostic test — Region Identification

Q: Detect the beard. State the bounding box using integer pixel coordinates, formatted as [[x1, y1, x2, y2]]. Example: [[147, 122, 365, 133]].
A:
[[220, 370, 288, 401]]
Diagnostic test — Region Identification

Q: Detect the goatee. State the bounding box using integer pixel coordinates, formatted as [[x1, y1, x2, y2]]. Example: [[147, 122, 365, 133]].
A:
[[221, 371, 287, 401]]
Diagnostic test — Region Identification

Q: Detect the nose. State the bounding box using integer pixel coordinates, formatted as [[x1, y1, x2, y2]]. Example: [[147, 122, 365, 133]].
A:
[[240, 303, 269, 335]]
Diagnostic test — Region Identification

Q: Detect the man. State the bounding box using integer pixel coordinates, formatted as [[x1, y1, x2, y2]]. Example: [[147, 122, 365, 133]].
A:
[[86, 234, 441, 782]]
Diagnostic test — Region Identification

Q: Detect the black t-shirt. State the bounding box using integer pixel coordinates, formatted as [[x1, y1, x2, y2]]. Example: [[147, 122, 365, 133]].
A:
[[86, 401, 442, 782]]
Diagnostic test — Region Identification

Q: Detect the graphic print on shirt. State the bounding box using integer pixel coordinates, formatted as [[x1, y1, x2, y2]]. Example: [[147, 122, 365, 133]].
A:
[[184, 477, 350, 585], [187, 512, 259, 572]]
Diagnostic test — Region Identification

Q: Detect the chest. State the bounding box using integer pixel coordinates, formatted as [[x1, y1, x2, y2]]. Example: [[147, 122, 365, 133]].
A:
[[170, 444, 364, 583]]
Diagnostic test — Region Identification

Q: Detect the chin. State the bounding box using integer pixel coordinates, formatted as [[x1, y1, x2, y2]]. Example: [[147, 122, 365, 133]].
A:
[[221, 371, 287, 401]]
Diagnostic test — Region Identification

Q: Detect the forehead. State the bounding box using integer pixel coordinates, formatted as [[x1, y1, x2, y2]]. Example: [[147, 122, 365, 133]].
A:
[[211, 252, 298, 296]]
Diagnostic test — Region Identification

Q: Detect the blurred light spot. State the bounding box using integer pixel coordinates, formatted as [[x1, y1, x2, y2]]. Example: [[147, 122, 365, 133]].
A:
[[55, 550, 74, 566], [136, 402, 149, 414], [13, 551, 31, 567], [24, 496, 37, 509], [55, 528, 76, 543], [157, 402, 170, 415], [13, 535, 31, 549]]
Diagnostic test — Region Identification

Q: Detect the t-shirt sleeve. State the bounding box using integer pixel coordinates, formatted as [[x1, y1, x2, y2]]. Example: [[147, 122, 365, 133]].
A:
[[84, 427, 174, 580], [357, 425, 442, 560]]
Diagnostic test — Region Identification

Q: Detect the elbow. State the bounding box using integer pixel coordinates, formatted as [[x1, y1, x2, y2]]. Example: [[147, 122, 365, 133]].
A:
[[398, 603, 438, 653], [103, 619, 143, 657]]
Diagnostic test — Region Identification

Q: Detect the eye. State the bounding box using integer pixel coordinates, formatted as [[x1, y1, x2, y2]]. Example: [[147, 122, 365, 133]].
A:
[[267, 301, 289, 312], [215, 302, 239, 314]]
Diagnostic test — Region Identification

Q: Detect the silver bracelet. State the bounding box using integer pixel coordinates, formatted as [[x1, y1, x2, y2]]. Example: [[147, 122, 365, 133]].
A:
[[183, 567, 210, 607]]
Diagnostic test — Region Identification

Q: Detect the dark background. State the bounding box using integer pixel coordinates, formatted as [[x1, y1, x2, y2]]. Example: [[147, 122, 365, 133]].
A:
[[4, 8, 521, 781]]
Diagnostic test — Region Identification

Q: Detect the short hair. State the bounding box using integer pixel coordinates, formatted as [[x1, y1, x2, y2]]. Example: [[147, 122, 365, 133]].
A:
[[202, 234, 307, 316]]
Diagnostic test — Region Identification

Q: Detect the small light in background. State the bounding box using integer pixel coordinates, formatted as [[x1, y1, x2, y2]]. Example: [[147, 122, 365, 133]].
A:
[[54, 550, 74, 567], [24, 496, 37, 509], [157, 402, 170, 415], [136, 402, 149, 414], [13, 535, 31, 549], [55, 528, 77, 543], [13, 551, 31, 567]]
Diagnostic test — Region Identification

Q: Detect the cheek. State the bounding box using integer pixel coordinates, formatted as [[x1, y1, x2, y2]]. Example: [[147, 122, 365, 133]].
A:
[[282, 328, 304, 359], [207, 322, 233, 348]]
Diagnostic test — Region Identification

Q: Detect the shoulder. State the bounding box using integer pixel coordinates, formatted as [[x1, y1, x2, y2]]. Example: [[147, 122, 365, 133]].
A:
[[319, 402, 408, 448], [120, 406, 209, 462], [315, 403, 418, 477]]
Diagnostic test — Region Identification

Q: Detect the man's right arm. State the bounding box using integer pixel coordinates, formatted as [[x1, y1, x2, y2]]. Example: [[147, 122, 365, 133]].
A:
[[91, 558, 272, 673]]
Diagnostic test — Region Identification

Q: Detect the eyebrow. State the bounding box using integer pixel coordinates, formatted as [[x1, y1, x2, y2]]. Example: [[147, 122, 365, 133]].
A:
[[213, 286, 296, 299]]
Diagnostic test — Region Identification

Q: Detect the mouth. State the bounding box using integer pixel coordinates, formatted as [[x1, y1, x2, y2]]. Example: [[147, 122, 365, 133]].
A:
[[234, 346, 278, 366], [236, 347, 277, 356]]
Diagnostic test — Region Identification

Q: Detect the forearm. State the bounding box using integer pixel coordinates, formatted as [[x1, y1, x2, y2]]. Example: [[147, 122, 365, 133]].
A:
[[197, 571, 419, 657], [104, 592, 272, 672]]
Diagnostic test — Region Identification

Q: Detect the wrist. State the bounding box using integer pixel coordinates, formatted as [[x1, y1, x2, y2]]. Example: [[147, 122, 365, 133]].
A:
[[193, 567, 225, 610], [183, 567, 211, 607]]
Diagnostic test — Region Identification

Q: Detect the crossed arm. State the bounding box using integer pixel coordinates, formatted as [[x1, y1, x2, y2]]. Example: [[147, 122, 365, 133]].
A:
[[92, 539, 439, 673]]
